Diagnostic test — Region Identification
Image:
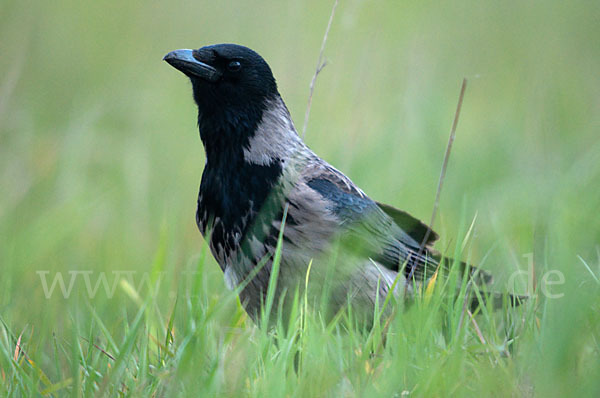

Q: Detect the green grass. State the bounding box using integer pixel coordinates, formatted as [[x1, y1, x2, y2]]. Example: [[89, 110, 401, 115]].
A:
[[1, 0, 599, 396]]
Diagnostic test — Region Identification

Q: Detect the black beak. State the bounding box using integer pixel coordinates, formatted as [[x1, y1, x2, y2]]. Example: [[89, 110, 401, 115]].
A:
[[163, 49, 222, 82]]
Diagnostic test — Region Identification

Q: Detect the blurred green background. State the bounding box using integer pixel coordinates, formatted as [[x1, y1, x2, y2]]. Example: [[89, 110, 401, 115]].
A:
[[1, 0, 599, 395]]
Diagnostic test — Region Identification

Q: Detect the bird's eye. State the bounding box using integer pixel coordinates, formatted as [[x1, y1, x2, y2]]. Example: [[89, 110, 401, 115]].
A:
[[227, 60, 242, 72]]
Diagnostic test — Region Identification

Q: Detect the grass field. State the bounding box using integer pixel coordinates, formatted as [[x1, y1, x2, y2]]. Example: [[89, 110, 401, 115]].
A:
[[1, 0, 599, 396]]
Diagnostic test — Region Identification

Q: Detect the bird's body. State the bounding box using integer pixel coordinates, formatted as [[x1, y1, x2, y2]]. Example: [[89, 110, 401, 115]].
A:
[[196, 94, 399, 319], [164, 44, 511, 323]]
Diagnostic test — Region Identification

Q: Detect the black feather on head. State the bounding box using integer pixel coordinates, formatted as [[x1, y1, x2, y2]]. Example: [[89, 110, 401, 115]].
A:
[[166, 43, 284, 166], [164, 43, 287, 263], [165, 44, 278, 148], [191, 44, 277, 108]]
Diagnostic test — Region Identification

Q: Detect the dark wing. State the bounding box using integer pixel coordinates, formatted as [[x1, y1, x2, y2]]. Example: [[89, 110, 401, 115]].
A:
[[302, 164, 439, 280], [301, 162, 493, 285], [376, 201, 439, 250]]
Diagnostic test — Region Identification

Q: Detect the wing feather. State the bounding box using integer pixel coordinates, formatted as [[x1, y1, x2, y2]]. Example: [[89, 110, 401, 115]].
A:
[[297, 160, 493, 285]]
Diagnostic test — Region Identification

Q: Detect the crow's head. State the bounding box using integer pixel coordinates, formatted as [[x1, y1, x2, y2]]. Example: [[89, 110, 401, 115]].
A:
[[164, 44, 278, 136]]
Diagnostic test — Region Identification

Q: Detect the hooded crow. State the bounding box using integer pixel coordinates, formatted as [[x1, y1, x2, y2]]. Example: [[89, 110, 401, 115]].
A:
[[164, 44, 518, 324]]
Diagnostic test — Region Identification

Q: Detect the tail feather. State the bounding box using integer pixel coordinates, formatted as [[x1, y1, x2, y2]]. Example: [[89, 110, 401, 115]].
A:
[[433, 256, 527, 310], [428, 255, 495, 286], [469, 291, 528, 311]]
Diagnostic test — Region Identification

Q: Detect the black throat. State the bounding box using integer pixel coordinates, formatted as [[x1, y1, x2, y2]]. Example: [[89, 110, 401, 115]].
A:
[[196, 97, 284, 260]]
